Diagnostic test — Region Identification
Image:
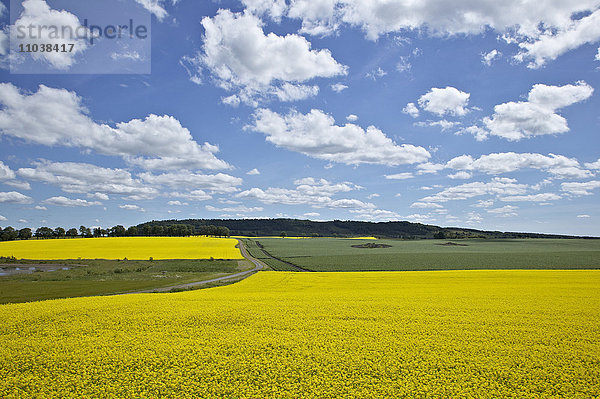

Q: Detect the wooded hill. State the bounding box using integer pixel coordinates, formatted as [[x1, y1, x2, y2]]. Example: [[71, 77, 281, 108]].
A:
[[135, 218, 596, 239]]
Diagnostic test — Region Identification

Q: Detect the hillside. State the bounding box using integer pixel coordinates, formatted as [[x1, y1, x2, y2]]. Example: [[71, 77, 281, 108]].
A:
[[135, 219, 598, 239]]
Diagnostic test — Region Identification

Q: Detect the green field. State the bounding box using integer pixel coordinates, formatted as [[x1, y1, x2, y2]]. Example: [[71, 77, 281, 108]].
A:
[[253, 238, 600, 271], [0, 259, 249, 304]]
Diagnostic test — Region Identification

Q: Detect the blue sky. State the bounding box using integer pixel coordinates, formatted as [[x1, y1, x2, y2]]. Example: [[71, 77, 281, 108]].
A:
[[0, 0, 599, 235]]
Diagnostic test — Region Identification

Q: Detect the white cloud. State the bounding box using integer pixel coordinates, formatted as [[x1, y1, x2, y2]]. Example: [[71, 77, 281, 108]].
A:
[[206, 205, 264, 213], [367, 193, 380, 199], [446, 152, 592, 179], [473, 199, 494, 208], [448, 171, 472, 180], [585, 159, 600, 170], [385, 173, 413, 180], [515, 9, 600, 68], [596, 47, 600, 61], [88, 192, 109, 201], [500, 193, 561, 202], [482, 81, 593, 141], [18, 161, 158, 199], [365, 67, 387, 80], [482, 49, 501, 66], [0, 191, 33, 204], [577, 214, 591, 218], [119, 204, 145, 211], [350, 208, 400, 222], [416, 162, 445, 175], [43, 196, 101, 207], [414, 120, 461, 131], [561, 181, 600, 196], [0, 161, 16, 181], [139, 171, 242, 194], [331, 83, 348, 93], [410, 202, 444, 209], [487, 205, 519, 217], [167, 200, 188, 206], [250, 108, 430, 166], [247, 168, 261, 175], [34, 205, 47, 210], [421, 177, 529, 203], [10, 0, 89, 70], [402, 103, 419, 118], [196, 9, 347, 105], [134, 0, 168, 20], [236, 177, 368, 209], [303, 212, 320, 218], [0, 84, 231, 171], [418, 87, 470, 117], [169, 190, 212, 202], [273, 83, 319, 102], [346, 114, 358, 122], [0, 215, 6, 221], [110, 51, 142, 61]]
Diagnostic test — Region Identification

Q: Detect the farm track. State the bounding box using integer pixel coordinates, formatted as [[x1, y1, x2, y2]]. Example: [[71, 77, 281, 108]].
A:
[[124, 240, 268, 294], [254, 241, 314, 272]]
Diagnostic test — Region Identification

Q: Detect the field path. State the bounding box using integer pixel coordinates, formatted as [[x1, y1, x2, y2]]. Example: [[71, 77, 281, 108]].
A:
[[125, 240, 267, 294]]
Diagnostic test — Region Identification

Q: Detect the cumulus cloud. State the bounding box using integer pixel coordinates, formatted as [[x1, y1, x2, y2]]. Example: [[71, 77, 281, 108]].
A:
[[167, 200, 188, 206], [385, 173, 413, 180], [421, 177, 529, 203], [236, 177, 370, 210], [402, 103, 419, 118], [346, 114, 358, 122], [119, 204, 145, 211], [247, 168, 261, 175], [0, 83, 231, 171], [418, 87, 470, 117], [500, 193, 561, 202], [487, 205, 519, 217], [0, 191, 34, 204], [18, 161, 158, 199], [246, 0, 600, 67], [480, 81, 593, 141], [414, 120, 461, 131], [515, 9, 600, 68], [448, 171, 472, 180], [10, 0, 89, 70], [445, 152, 592, 179], [585, 159, 600, 170], [561, 180, 600, 196], [331, 83, 348, 92], [0, 215, 6, 221], [193, 9, 346, 105], [139, 171, 243, 194], [249, 108, 430, 166], [43, 196, 101, 207], [206, 205, 264, 213], [482, 49, 501, 66], [134, 0, 168, 20]]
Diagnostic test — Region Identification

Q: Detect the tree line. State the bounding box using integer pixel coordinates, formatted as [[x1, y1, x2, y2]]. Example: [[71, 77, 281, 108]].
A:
[[0, 224, 231, 242]]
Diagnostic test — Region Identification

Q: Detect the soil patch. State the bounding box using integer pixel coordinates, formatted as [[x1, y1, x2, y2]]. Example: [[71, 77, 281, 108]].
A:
[[351, 243, 392, 249]]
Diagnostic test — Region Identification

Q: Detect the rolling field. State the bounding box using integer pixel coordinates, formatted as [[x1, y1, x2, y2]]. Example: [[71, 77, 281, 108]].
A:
[[0, 271, 598, 397], [0, 236, 243, 260], [0, 259, 247, 304], [255, 238, 600, 271]]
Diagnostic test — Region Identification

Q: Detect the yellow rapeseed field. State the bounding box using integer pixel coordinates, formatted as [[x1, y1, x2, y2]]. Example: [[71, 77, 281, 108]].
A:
[[0, 236, 243, 260], [1, 270, 599, 398]]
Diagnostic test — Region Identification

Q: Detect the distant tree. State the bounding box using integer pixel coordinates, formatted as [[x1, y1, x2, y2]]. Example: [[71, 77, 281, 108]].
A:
[[54, 227, 66, 238], [126, 226, 139, 236], [279, 231, 287, 238], [1, 226, 18, 241], [79, 225, 92, 238], [141, 225, 152, 236], [151, 225, 164, 236], [35, 227, 54, 239], [66, 228, 78, 238], [109, 225, 126, 237], [93, 227, 103, 238], [434, 231, 446, 239], [18, 228, 32, 240]]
